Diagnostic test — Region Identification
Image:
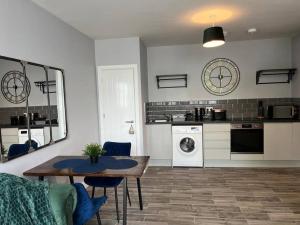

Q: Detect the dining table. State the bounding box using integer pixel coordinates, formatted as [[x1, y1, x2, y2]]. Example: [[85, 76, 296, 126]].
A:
[[23, 155, 150, 225]]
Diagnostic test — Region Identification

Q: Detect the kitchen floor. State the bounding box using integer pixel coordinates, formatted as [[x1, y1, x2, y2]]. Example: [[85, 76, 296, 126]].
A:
[[86, 167, 300, 225]]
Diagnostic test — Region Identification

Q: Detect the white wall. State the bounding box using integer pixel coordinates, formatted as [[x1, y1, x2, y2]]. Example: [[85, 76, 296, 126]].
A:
[[95, 37, 148, 155], [292, 35, 300, 97], [0, 0, 98, 176], [147, 38, 292, 102]]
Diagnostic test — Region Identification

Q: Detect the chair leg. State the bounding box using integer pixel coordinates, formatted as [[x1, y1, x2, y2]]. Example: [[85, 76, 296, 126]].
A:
[[91, 186, 95, 198], [114, 186, 120, 223], [126, 179, 132, 206], [96, 212, 102, 225], [104, 187, 107, 196]]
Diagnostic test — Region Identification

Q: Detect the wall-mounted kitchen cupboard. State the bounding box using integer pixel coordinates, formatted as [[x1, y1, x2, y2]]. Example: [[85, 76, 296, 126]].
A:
[[264, 123, 300, 160], [0, 55, 67, 162]]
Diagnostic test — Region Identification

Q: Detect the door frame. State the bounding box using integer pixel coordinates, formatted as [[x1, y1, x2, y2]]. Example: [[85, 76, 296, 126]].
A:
[[96, 64, 140, 156]]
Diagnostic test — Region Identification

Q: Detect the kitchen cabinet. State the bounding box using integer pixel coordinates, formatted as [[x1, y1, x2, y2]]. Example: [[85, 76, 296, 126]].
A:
[[1, 128, 19, 151], [44, 126, 60, 143], [264, 123, 293, 160], [145, 124, 172, 160], [203, 124, 230, 160], [292, 123, 300, 160]]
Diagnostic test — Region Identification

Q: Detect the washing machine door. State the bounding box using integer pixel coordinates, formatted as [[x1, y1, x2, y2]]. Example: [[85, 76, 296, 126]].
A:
[[179, 137, 195, 153]]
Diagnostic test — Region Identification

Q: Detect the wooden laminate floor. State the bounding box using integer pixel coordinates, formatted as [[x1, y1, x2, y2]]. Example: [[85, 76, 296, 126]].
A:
[[86, 167, 300, 225]]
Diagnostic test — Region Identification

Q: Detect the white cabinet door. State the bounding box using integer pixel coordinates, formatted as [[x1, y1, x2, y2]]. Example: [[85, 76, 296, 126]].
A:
[[264, 123, 293, 160], [145, 124, 172, 160], [292, 123, 300, 160], [203, 124, 230, 160], [1, 128, 19, 151]]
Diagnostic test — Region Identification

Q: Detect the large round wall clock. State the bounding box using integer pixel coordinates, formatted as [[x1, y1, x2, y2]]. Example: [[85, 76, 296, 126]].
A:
[[202, 58, 240, 96], [1, 70, 31, 104]]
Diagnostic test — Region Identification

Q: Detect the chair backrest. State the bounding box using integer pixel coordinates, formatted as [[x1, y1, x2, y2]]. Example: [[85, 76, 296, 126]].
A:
[[72, 183, 107, 225], [103, 142, 131, 156], [7, 144, 30, 160]]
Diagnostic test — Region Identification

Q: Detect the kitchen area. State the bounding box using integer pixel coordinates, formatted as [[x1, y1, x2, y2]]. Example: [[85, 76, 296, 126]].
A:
[[146, 97, 300, 167], [144, 37, 300, 168]]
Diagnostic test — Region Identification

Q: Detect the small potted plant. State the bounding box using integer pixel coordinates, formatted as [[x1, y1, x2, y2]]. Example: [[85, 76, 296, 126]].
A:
[[0, 145, 7, 161], [83, 143, 106, 164]]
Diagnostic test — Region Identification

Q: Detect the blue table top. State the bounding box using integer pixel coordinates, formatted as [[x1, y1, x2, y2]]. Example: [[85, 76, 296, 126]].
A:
[[53, 156, 138, 173]]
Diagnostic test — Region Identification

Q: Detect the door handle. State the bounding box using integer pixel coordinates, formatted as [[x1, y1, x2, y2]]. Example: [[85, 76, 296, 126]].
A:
[[125, 120, 134, 124]]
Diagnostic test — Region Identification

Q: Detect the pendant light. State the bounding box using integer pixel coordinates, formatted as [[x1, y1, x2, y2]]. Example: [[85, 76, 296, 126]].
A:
[[202, 14, 225, 48], [203, 26, 225, 48]]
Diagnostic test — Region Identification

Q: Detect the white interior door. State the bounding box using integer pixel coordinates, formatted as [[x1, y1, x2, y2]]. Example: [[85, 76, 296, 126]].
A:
[[98, 65, 138, 155]]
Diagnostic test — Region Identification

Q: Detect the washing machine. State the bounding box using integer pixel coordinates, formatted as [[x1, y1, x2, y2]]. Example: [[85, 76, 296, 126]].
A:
[[172, 125, 203, 167], [18, 129, 45, 148]]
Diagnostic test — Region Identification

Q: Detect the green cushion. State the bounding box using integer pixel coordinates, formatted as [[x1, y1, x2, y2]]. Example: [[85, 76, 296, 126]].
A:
[[48, 184, 77, 225]]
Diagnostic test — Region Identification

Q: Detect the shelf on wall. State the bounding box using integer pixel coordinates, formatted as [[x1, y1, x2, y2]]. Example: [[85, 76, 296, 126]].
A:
[[34, 80, 56, 94], [156, 74, 187, 89], [256, 68, 296, 84]]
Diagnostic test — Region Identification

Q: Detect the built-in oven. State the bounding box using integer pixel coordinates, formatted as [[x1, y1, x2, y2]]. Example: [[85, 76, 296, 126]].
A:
[[231, 123, 264, 154]]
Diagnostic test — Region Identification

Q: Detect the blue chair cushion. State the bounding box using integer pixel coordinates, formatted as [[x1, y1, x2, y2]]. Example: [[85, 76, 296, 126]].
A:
[[84, 177, 123, 188], [103, 142, 131, 156], [72, 183, 107, 225], [7, 144, 30, 160]]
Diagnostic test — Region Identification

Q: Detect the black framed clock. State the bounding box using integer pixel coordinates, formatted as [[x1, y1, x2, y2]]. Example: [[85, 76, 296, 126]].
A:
[[1, 70, 31, 104], [202, 58, 240, 96]]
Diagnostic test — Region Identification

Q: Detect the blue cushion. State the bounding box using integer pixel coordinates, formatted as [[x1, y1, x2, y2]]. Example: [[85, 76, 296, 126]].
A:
[[103, 142, 131, 156], [84, 177, 123, 188], [72, 183, 107, 225], [7, 144, 30, 160]]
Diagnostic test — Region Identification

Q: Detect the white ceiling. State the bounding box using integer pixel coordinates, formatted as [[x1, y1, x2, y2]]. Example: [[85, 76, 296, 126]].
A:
[[31, 0, 300, 46]]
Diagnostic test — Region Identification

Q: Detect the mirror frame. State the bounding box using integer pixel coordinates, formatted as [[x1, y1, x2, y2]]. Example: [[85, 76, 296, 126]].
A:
[[0, 55, 68, 162]]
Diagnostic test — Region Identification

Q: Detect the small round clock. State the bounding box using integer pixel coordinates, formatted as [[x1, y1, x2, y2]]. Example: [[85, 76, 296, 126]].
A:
[[1, 70, 31, 104], [202, 58, 240, 96]]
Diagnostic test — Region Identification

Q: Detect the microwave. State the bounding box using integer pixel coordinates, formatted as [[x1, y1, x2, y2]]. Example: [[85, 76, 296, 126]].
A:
[[267, 105, 298, 119]]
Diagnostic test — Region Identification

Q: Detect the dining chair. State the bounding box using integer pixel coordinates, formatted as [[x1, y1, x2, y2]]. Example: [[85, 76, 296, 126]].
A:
[[7, 144, 30, 160], [84, 141, 132, 222], [73, 183, 107, 225]]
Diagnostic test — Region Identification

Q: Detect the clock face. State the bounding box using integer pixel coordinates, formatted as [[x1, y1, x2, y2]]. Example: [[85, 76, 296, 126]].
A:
[[1, 70, 31, 104], [202, 58, 240, 96]]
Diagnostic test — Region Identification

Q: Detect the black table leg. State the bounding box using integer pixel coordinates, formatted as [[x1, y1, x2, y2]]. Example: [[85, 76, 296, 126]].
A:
[[69, 176, 74, 184], [137, 178, 143, 210], [38, 176, 44, 181], [123, 178, 127, 225]]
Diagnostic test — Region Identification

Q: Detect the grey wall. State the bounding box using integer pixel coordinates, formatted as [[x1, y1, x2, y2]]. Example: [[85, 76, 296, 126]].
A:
[[94, 37, 149, 155], [0, 0, 98, 176], [292, 35, 300, 97], [147, 38, 292, 102], [95, 37, 141, 66]]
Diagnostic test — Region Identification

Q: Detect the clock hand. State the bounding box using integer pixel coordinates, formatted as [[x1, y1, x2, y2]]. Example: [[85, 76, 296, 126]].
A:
[[14, 86, 17, 97]]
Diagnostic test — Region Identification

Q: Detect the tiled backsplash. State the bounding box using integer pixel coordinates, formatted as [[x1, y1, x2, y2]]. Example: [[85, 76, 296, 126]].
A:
[[0, 105, 58, 125], [146, 98, 300, 122]]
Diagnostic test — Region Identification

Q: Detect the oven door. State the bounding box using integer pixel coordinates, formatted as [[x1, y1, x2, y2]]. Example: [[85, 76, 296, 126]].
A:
[[231, 129, 264, 154]]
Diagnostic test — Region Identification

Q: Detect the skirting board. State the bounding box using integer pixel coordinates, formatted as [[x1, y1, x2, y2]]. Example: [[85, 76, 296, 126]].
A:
[[149, 159, 300, 167], [149, 159, 172, 167], [205, 160, 300, 167]]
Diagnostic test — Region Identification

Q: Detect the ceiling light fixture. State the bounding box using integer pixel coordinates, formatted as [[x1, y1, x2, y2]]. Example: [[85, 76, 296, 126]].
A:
[[203, 26, 225, 48]]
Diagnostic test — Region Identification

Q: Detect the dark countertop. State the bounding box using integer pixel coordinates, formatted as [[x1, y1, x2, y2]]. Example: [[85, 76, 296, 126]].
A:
[[146, 118, 300, 125], [0, 124, 59, 129]]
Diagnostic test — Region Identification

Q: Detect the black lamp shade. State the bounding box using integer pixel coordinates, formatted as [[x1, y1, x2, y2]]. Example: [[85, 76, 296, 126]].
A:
[[203, 26, 225, 48]]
